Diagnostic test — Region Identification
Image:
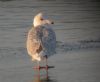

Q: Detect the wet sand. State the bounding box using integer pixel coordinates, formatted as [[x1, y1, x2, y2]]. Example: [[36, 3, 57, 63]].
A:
[[0, 49, 100, 82]]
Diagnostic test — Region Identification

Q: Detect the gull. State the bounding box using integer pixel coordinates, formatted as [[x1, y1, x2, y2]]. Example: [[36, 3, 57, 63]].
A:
[[26, 13, 56, 70]]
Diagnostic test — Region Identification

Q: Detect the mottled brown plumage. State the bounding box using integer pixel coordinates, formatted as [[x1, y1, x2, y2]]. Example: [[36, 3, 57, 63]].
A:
[[26, 13, 56, 62]]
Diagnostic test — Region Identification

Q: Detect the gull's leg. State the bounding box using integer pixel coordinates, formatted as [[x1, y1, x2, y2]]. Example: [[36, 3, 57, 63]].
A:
[[45, 55, 55, 70], [45, 55, 48, 69], [37, 61, 40, 70], [33, 61, 40, 70], [45, 56, 48, 79], [37, 61, 40, 78]]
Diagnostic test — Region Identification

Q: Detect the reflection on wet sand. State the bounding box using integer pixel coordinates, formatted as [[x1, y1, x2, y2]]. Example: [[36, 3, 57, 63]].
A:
[[32, 70, 57, 82]]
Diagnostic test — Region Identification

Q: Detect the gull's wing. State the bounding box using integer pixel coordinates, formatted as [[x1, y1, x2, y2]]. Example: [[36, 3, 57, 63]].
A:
[[37, 25, 56, 56], [27, 27, 41, 55], [27, 26, 56, 57]]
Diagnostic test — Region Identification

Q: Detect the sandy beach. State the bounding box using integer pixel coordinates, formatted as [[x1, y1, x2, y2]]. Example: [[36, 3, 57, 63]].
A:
[[0, 49, 100, 82]]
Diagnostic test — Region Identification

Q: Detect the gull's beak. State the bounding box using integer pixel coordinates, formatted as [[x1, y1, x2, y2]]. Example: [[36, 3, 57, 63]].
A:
[[51, 21, 54, 24], [49, 20, 54, 24], [43, 19, 54, 25]]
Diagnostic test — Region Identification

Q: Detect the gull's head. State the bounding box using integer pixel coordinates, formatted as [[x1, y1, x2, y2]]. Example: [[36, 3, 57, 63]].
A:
[[33, 13, 54, 27]]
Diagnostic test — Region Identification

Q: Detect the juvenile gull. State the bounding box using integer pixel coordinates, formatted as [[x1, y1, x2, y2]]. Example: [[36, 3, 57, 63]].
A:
[[26, 13, 56, 69]]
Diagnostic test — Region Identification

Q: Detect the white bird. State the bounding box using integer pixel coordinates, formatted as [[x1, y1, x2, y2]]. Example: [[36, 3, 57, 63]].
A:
[[26, 13, 56, 70]]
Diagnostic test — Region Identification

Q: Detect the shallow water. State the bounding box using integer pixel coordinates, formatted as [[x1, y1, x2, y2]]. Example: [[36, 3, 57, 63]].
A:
[[0, 0, 100, 82]]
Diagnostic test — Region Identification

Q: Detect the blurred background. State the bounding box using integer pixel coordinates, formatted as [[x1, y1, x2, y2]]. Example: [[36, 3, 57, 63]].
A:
[[0, 0, 100, 82]]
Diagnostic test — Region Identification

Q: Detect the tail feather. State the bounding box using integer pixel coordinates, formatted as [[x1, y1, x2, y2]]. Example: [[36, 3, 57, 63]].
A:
[[31, 53, 41, 61]]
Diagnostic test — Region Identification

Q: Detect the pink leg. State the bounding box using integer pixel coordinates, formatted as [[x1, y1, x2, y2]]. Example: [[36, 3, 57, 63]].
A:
[[33, 61, 40, 70], [38, 61, 40, 70], [45, 57, 48, 79], [45, 56, 48, 70]]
